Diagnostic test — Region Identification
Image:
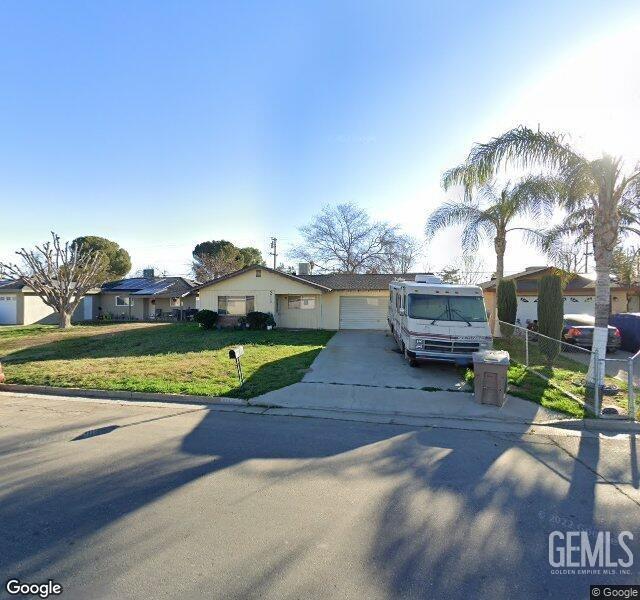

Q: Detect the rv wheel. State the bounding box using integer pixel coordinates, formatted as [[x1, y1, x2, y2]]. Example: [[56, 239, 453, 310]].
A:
[[404, 348, 419, 368]]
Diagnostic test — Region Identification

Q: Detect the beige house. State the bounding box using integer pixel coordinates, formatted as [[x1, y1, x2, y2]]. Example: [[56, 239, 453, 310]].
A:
[[194, 265, 398, 330], [480, 266, 640, 325], [0, 279, 99, 325]]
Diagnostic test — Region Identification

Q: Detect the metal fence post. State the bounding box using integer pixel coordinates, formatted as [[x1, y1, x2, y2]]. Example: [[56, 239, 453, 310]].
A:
[[593, 349, 601, 418], [525, 329, 529, 367], [628, 356, 636, 421]]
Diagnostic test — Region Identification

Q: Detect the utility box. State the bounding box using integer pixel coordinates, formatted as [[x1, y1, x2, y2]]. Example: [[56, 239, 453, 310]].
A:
[[472, 350, 510, 407]]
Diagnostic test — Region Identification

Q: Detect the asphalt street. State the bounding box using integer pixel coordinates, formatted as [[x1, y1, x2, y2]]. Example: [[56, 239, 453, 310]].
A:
[[0, 393, 639, 600]]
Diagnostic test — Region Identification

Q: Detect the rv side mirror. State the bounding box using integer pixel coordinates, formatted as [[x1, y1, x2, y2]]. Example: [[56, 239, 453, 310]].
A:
[[229, 346, 244, 359]]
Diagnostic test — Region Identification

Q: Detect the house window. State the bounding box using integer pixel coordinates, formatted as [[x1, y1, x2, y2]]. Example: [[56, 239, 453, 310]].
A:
[[288, 295, 316, 310], [115, 296, 130, 306], [256, 270, 262, 278], [218, 295, 255, 315]]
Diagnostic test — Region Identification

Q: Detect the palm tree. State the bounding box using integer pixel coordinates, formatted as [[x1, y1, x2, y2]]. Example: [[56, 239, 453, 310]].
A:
[[425, 177, 557, 331], [442, 126, 640, 381]]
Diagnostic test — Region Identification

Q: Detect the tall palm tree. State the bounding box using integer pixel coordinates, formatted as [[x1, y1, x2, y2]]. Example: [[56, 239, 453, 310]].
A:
[[442, 126, 640, 381], [425, 177, 557, 331]]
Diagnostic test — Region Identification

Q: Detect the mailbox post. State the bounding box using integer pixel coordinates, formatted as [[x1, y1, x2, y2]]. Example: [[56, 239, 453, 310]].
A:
[[229, 346, 245, 385]]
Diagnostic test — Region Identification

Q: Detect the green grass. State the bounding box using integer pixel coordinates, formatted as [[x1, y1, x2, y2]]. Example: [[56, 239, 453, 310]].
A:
[[463, 362, 589, 419], [0, 323, 335, 399], [493, 336, 637, 418]]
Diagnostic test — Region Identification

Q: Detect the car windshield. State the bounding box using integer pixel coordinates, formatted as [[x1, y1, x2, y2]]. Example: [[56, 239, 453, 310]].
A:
[[407, 294, 487, 322]]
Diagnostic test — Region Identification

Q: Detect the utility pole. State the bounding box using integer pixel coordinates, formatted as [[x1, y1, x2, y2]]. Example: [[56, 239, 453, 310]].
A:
[[269, 237, 277, 270]]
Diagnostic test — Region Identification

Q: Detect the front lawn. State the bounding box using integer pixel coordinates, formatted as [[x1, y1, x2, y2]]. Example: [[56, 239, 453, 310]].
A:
[[0, 323, 334, 399]]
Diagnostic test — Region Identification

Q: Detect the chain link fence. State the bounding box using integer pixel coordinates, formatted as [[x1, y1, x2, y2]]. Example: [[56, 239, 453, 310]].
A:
[[496, 320, 638, 420]]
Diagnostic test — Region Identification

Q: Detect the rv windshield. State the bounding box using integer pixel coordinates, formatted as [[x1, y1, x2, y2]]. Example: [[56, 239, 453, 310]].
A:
[[407, 294, 487, 323]]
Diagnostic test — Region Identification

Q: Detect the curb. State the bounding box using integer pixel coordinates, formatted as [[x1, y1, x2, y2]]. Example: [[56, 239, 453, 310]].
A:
[[0, 383, 245, 407], [1, 384, 638, 435], [247, 399, 640, 434]]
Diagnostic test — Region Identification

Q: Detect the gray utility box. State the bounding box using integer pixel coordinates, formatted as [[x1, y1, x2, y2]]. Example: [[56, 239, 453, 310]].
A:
[[472, 350, 510, 407]]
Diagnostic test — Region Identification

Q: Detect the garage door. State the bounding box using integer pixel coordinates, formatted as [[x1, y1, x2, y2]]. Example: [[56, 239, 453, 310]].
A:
[[339, 296, 388, 330], [0, 294, 18, 325]]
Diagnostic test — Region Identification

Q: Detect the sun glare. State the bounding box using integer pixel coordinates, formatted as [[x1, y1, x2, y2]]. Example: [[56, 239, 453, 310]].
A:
[[507, 19, 640, 165]]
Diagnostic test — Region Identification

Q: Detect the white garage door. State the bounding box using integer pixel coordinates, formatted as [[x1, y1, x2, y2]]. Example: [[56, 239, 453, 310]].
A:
[[516, 295, 596, 325], [0, 294, 18, 325], [339, 296, 388, 330]]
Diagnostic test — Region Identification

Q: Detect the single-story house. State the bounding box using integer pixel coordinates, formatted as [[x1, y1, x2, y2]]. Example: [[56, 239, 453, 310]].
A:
[[99, 272, 198, 320], [192, 264, 402, 330], [0, 269, 199, 325], [480, 266, 640, 325], [0, 279, 100, 325]]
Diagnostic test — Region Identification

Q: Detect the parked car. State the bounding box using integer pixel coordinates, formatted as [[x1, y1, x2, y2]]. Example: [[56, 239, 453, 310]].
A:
[[609, 313, 640, 353], [562, 313, 621, 353]]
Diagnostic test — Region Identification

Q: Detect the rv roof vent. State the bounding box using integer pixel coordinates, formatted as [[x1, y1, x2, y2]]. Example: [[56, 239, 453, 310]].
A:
[[415, 273, 442, 284]]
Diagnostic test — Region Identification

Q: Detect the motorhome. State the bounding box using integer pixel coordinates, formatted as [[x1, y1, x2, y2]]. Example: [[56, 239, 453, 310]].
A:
[[389, 274, 492, 366]]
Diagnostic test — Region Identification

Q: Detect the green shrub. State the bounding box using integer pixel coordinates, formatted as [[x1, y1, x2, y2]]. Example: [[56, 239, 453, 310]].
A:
[[537, 274, 563, 365], [194, 309, 219, 330], [497, 279, 517, 338], [246, 311, 276, 329]]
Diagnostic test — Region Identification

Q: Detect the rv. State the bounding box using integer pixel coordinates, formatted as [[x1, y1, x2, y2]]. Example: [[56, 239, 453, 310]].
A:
[[389, 274, 492, 366]]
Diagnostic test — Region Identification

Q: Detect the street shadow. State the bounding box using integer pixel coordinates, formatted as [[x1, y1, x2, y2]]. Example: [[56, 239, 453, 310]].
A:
[[1, 403, 626, 598]]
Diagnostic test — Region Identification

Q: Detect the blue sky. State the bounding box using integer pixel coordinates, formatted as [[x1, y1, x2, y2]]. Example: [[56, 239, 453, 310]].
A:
[[2, 1, 639, 277]]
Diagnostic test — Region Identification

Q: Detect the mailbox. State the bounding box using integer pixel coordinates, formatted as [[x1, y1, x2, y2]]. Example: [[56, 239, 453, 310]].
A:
[[229, 346, 244, 359]]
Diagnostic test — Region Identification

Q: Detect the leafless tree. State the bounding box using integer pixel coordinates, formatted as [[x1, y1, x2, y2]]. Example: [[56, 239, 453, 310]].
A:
[[379, 234, 422, 274], [0, 233, 106, 328], [291, 203, 399, 273]]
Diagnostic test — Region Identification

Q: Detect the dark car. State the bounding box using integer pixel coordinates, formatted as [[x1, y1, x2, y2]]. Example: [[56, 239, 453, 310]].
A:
[[562, 313, 621, 353]]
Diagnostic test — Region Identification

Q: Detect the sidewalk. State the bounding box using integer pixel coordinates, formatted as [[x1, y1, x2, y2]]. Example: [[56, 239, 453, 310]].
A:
[[253, 381, 569, 425]]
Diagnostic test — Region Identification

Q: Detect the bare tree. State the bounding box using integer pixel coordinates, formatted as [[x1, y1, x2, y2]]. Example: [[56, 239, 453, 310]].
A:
[[0, 233, 106, 328], [380, 234, 422, 274], [453, 254, 488, 285], [291, 203, 399, 273]]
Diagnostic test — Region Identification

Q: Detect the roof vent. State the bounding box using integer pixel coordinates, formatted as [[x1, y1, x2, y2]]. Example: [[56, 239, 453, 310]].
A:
[[143, 268, 155, 279], [298, 262, 310, 276], [415, 273, 442, 284]]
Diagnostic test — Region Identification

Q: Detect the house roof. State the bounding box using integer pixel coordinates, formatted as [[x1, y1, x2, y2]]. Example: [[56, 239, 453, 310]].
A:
[[101, 276, 197, 297], [193, 266, 333, 292], [297, 272, 411, 291], [480, 266, 628, 293], [194, 265, 411, 292], [0, 279, 25, 291]]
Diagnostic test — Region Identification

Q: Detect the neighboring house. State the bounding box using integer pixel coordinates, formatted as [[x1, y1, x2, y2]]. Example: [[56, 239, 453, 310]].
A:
[[480, 266, 640, 325], [0, 269, 198, 325], [0, 279, 99, 325], [192, 264, 403, 330], [99, 270, 198, 320]]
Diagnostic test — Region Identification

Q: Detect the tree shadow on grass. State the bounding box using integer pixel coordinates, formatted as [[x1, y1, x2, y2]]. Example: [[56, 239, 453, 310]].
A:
[[1, 323, 334, 364]]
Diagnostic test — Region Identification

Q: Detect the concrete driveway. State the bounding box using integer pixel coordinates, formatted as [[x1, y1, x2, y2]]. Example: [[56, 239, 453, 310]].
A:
[[256, 331, 565, 424], [302, 330, 463, 390]]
